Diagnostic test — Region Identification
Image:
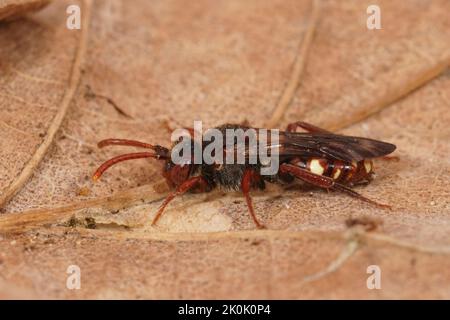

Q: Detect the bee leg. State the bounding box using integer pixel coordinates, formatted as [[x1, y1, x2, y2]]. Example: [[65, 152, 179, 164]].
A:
[[151, 176, 210, 226], [286, 121, 332, 133], [279, 164, 334, 188], [241, 169, 265, 229], [332, 183, 392, 210], [279, 164, 391, 209]]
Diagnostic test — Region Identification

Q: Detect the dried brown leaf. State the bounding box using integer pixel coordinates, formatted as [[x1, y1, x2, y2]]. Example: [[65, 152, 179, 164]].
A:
[[0, 0, 51, 21], [0, 0, 449, 299], [0, 0, 91, 208]]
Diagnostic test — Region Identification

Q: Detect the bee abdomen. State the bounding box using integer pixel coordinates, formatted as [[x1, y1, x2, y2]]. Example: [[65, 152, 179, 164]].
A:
[[291, 158, 374, 184], [306, 158, 347, 182]]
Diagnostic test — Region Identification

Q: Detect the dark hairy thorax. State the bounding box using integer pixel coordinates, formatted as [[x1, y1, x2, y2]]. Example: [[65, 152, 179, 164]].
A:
[[199, 124, 262, 190]]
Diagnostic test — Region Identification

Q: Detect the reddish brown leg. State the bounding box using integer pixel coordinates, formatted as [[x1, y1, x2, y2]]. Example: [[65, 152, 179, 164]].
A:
[[286, 121, 331, 134], [279, 164, 390, 209], [151, 176, 210, 226], [279, 164, 334, 188], [241, 169, 265, 229], [93, 152, 162, 181], [332, 183, 391, 209]]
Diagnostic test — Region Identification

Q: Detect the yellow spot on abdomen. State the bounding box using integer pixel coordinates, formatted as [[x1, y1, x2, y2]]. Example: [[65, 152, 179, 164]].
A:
[[309, 159, 325, 175], [364, 160, 373, 173], [333, 168, 341, 180]]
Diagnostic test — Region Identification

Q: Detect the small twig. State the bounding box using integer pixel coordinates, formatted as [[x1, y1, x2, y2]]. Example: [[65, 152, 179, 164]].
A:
[[322, 54, 450, 132], [0, 180, 167, 234], [0, 0, 93, 209]]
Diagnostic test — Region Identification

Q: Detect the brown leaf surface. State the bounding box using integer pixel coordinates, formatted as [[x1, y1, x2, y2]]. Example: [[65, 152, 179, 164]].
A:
[[0, 0, 449, 299], [0, 0, 51, 21]]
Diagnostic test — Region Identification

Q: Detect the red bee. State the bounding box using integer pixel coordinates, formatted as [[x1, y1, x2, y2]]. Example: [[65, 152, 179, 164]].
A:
[[92, 121, 396, 229]]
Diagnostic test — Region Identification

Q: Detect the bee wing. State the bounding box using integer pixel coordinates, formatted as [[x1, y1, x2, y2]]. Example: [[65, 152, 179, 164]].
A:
[[237, 130, 396, 162], [219, 126, 396, 163], [276, 131, 396, 162]]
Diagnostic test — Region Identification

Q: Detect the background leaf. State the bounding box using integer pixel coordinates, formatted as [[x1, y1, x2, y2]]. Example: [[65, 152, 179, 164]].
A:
[[0, 0, 51, 21], [0, 0, 449, 298]]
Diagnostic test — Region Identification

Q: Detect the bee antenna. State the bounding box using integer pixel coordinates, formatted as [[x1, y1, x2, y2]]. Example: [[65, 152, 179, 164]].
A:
[[92, 152, 167, 181], [97, 138, 156, 149]]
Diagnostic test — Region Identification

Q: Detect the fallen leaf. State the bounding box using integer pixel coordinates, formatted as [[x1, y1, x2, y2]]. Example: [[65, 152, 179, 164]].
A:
[[0, 0, 51, 21], [0, 0, 449, 299]]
